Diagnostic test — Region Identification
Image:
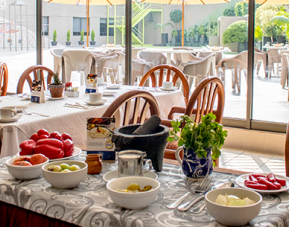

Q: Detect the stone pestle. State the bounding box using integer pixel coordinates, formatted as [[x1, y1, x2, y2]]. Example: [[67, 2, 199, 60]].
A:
[[132, 115, 161, 135]]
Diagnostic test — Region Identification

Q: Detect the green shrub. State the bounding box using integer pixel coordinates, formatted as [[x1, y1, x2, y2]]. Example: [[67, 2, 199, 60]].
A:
[[172, 29, 178, 38], [198, 25, 206, 38], [235, 3, 243, 17], [170, 9, 182, 28], [222, 20, 248, 44], [66, 30, 70, 42], [53, 30, 57, 42], [264, 24, 278, 42], [189, 27, 195, 37], [242, 3, 248, 16], [91, 30, 95, 41], [80, 30, 84, 41], [223, 7, 235, 16], [255, 26, 263, 42]]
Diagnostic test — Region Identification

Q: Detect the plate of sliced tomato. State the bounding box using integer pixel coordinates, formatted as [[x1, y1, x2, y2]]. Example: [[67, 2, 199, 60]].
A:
[[235, 173, 289, 193]]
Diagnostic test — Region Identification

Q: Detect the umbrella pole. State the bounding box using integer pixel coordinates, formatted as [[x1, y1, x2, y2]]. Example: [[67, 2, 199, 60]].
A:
[[182, 1, 184, 47], [87, 0, 89, 47]]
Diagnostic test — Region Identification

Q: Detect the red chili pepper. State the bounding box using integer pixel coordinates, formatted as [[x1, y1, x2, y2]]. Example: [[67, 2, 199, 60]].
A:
[[36, 138, 63, 149], [35, 138, 64, 159], [61, 132, 72, 141], [30, 133, 39, 142], [63, 139, 74, 157], [39, 134, 49, 140], [49, 131, 62, 141], [249, 175, 258, 182], [276, 178, 287, 186], [258, 177, 279, 190], [251, 174, 266, 178], [267, 173, 276, 183], [19, 139, 36, 155], [273, 182, 282, 190], [245, 182, 268, 190], [37, 129, 49, 137]]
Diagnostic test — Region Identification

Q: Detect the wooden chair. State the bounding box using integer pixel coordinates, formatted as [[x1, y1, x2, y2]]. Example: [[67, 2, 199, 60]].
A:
[[0, 62, 8, 96], [162, 77, 225, 164], [16, 65, 54, 94], [102, 90, 160, 127], [139, 65, 190, 104]]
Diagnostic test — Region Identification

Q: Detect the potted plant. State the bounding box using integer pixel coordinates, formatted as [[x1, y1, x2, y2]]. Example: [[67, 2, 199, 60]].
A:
[[66, 30, 71, 46], [198, 25, 206, 44], [171, 29, 178, 45], [78, 30, 84, 45], [255, 26, 263, 50], [155, 22, 173, 45], [189, 27, 195, 44], [90, 30, 96, 45], [48, 73, 64, 98], [263, 24, 277, 43], [51, 30, 57, 46], [167, 113, 227, 178], [194, 25, 199, 42], [183, 30, 190, 43]]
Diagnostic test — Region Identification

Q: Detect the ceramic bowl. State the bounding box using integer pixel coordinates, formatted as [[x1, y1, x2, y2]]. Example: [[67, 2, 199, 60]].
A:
[[205, 188, 262, 226], [42, 160, 87, 189], [5, 156, 49, 180], [107, 176, 160, 209]]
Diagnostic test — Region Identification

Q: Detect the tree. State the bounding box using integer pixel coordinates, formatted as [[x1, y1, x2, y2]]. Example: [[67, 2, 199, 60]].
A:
[[223, 7, 235, 16], [169, 9, 182, 29], [242, 3, 248, 16], [235, 3, 243, 17], [255, 5, 279, 27]]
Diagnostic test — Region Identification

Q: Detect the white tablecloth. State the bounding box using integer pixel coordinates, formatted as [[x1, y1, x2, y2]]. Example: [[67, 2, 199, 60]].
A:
[[0, 86, 186, 157]]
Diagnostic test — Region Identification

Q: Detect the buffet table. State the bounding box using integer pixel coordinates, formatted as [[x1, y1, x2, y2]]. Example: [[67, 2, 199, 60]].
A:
[[0, 153, 288, 227], [0, 86, 185, 157]]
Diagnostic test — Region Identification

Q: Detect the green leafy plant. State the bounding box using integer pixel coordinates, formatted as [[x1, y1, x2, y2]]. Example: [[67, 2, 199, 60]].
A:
[[235, 3, 243, 17], [53, 30, 57, 42], [189, 27, 195, 38], [223, 7, 235, 17], [169, 9, 182, 29], [66, 30, 70, 42], [51, 73, 62, 85], [80, 30, 84, 41], [198, 25, 206, 38], [167, 113, 228, 162], [255, 26, 263, 42], [172, 29, 178, 38], [263, 24, 278, 42], [222, 20, 248, 44], [91, 30, 95, 41], [155, 22, 173, 32], [242, 3, 248, 16]]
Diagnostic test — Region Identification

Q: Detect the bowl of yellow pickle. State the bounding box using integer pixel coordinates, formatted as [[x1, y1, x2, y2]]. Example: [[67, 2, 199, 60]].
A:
[[106, 176, 160, 209]]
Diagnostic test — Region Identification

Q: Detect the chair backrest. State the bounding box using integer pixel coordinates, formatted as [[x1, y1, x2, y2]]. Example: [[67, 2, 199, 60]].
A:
[[102, 90, 160, 127], [137, 51, 167, 67], [139, 65, 190, 104], [267, 49, 281, 64], [218, 51, 248, 70], [0, 62, 8, 96], [50, 48, 64, 58], [184, 76, 225, 124], [16, 65, 54, 94], [132, 60, 151, 84], [173, 47, 197, 66], [197, 51, 222, 65], [132, 48, 146, 60]]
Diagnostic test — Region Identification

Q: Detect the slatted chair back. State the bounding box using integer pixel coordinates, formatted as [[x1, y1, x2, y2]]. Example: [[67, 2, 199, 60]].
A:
[[0, 62, 8, 96], [16, 65, 54, 94], [102, 90, 160, 127], [139, 65, 190, 104]]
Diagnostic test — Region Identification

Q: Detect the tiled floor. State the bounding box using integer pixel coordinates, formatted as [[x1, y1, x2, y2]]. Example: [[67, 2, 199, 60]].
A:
[[220, 148, 286, 176]]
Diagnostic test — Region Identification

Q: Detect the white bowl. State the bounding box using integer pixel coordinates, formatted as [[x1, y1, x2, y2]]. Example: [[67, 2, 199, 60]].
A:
[[42, 160, 87, 189], [206, 188, 262, 226], [107, 177, 160, 209], [5, 156, 49, 180]]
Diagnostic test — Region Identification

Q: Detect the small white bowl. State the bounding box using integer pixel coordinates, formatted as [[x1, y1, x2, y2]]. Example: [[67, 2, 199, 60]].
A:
[[107, 177, 160, 209], [5, 156, 49, 180], [205, 188, 262, 226], [42, 160, 87, 189]]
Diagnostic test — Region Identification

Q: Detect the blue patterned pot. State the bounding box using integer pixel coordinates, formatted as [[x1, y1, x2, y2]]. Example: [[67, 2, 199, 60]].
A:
[[175, 146, 213, 179]]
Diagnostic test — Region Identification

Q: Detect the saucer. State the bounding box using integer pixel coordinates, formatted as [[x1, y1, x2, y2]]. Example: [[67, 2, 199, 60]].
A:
[[160, 86, 177, 91], [47, 95, 68, 100], [5, 106, 27, 113], [103, 91, 116, 96], [0, 114, 22, 123], [84, 99, 107, 105], [103, 170, 158, 183], [106, 85, 121, 89]]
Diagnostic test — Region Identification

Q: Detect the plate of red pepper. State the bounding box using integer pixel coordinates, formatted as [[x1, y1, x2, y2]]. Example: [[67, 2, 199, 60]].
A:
[[17, 129, 82, 162], [235, 173, 289, 193]]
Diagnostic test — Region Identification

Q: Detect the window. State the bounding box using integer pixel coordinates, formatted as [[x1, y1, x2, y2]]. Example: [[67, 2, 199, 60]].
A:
[[42, 16, 49, 36], [100, 18, 114, 36], [73, 17, 89, 36]]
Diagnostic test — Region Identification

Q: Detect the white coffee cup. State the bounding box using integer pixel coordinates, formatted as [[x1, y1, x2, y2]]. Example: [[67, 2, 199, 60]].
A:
[[163, 81, 174, 89], [89, 92, 103, 102], [0, 107, 17, 119], [97, 77, 105, 85]]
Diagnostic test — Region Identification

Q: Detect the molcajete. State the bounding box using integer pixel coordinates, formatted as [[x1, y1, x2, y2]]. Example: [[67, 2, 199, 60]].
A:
[[112, 124, 169, 172]]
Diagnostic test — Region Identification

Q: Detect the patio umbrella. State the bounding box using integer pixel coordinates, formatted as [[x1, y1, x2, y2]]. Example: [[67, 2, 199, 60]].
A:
[[241, 0, 289, 3], [141, 0, 230, 46]]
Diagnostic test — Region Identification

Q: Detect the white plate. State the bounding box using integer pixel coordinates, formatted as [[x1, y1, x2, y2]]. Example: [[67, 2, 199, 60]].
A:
[[24, 96, 31, 100], [17, 146, 82, 162], [160, 86, 177, 91], [103, 170, 158, 183], [103, 92, 116, 96], [47, 95, 68, 100], [235, 173, 289, 193], [0, 114, 22, 123], [106, 85, 121, 89], [84, 99, 107, 105]]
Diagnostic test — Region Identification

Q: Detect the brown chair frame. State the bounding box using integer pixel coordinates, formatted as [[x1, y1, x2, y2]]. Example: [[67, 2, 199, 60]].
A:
[[102, 90, 160, 126], [17, 65, 54, 94], [139, 65, 190, 104], [0, 62, 8, 96], [285, 121, 289, 176]]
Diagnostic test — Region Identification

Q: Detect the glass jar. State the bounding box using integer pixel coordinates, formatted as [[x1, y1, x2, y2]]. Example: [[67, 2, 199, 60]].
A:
[[85, 154, 102, 174]]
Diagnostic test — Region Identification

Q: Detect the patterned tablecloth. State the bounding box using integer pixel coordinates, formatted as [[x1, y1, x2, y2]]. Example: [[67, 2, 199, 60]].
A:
[[0, 153, 289, 227]]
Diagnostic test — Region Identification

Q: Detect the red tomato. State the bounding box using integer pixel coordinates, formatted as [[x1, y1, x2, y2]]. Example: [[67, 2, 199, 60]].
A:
[[30, 154, 48, 165]]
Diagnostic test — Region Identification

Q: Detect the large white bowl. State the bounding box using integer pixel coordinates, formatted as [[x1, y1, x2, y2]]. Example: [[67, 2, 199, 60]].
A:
[[42, 160, 87, 189], [206, 188, 262, 226], [5, 156, 49, 180], [107, 177, 160, 209]]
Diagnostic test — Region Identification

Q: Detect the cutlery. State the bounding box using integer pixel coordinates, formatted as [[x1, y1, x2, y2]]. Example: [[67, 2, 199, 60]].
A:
[[167, 192, 191, 209], [75, 102, 90, 109], [21, 109, 49, 117], [178, 175, 213, 212]]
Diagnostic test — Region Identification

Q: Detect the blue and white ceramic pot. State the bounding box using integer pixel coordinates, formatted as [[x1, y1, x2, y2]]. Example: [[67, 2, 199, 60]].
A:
[[175, 146, 213, 179]]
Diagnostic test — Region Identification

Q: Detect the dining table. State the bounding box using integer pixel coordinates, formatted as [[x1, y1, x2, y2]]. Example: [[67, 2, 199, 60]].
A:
[[0, 85, 186, 158], [0, 153, 288, 227]]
